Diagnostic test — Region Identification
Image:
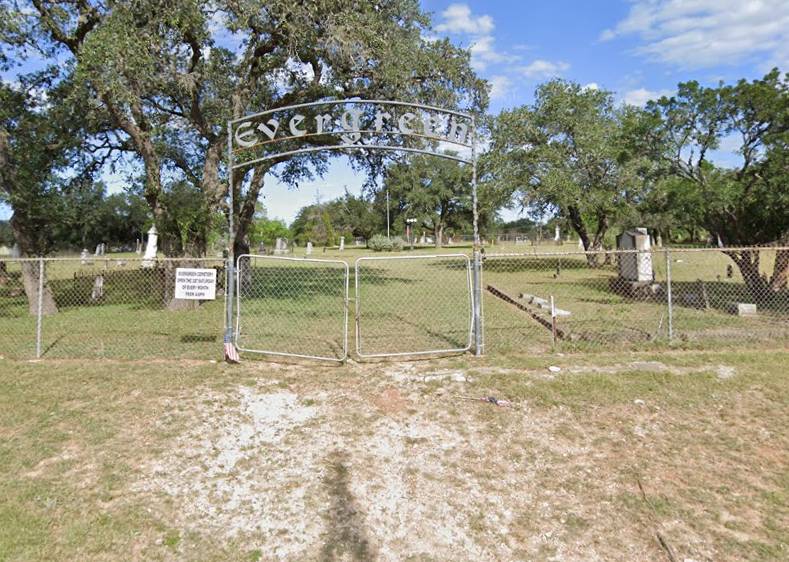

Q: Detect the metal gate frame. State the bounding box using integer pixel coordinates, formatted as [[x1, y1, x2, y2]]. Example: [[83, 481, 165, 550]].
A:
[[234, 254, 350, 362], [354, 253, 474, 358]]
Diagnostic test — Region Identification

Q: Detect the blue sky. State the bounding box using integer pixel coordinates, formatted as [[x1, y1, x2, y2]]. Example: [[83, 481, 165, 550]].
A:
[[3, 0, 788, 224]]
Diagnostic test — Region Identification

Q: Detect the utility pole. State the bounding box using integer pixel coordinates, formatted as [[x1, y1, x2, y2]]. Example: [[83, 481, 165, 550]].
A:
[[386, 187, 390, 239]]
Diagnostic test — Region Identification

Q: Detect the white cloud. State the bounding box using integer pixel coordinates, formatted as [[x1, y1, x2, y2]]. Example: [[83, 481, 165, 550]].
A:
[[582, 82, 599, 91], [488, 75, 512, 100], [600, 0, 789, 69], [469, 36, 519, 70], [435, 3, 494, 35], [519, 59, 570, 79], [433, 3, 517, 72], [622, 87, 673, 106]]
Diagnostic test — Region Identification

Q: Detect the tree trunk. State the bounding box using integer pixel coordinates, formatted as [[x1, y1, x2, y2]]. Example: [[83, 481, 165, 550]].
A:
[[725, 249, 770, 301], [10, 217, 59, 315], [567, 205, 602, 267], [434, 224, 443, 248], [20, 260, 58, 316], [769, 249, 789, 292]]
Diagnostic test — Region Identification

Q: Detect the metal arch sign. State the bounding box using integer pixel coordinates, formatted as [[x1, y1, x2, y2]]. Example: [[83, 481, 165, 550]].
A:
[[227, 99, 475, 169]]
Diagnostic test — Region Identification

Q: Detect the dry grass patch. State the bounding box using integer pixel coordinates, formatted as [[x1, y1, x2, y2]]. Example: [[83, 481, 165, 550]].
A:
[[0, 350, 787, 560]]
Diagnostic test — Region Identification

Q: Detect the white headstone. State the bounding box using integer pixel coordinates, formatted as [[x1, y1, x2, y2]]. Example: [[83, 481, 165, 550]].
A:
[[11, 244, 20, 258], [274, 237, 287, 255], [306, 241, 313, 255], [136, 239, 142, 254], [578, 238, 584, 250], [617, 227, 653, 282], [339, 236, 345, 251], [554, 225, 561, 242], [656, 233, 663, 248], [94, 244, 101, 257], [142, 225, 158, 268], [91, 275, 104, 301], [80, 248, 89, 265]]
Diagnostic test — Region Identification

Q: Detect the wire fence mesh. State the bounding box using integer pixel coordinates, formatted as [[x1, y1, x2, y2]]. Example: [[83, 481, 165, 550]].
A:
[[354, 254, 473, 357], [0, 257, 226, 360], [481, 247, 789, 353], [235, 255, 349, 362], [0, 247, 786, 361]]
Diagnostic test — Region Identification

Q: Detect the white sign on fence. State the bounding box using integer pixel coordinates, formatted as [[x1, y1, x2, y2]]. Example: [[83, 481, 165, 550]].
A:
[[174, 268, 217, 300]]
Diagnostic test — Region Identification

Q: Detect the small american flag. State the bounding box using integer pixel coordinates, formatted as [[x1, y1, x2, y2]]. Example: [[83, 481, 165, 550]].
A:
[[224, 335, 240, 363]]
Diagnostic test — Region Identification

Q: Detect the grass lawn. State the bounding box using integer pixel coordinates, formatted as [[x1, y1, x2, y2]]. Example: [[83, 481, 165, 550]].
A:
[[0, 349, 787, 560], [1, 244, 786, 361]]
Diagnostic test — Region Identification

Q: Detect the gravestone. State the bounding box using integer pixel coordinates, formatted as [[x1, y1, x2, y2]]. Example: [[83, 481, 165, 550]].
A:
[[136, 238, 142, 254], [94, 243, 101, 257], [306, 241, 313, 255], [339, 236, 345, 251], [554, 225, 561, 243], [80, 248, 90, 265], [656, 233, 663, 248], [578, 238, 584, 250], [617, 228, 653, 282], [91, 275, 104, 301], [142, 225, 158, 268], [727, 302, 757, 316], [274, 237, 288, 255]]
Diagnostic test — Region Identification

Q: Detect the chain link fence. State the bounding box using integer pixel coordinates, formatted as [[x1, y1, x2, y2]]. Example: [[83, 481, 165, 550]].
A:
[[235, 255, 349, 362], [481, 247, 789, 353], [0, 257, 225, 360], [1, 247, 786, 361], [355, 254, 473, 357]]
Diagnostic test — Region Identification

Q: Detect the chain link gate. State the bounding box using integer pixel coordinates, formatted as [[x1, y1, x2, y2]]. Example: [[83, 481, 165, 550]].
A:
[[354, 254, 474, 358], [235, 255, 349, 362]]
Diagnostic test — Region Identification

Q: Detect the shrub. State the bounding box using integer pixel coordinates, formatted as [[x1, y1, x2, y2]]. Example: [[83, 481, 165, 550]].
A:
[[368, 234, 393, 252], [390, 236, 404, 251]]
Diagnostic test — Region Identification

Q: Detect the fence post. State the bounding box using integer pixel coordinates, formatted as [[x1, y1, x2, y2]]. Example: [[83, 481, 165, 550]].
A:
[[473, 250, 483, 356], [225, 255, 235, 348], [35, 257, 44, 359], [665, 248, 673, 342]]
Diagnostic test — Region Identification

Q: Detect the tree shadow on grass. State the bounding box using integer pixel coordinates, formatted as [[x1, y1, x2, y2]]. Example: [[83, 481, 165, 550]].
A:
[[48, 265, 228, 312], [482, 255, 596, 273], [320, 449, 375, 561]]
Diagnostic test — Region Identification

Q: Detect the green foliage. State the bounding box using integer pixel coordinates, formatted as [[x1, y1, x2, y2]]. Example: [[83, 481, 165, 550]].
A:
[[383, 154, 473, 247], [0, 219, 12, 246], [14, 0, 486, 256], [0, 69, 99, 255], [291, 192, 384, 246], [250, 217, 290, 249], [368, 234, 393, 252], [50, 182, 150, 250], [489, 80, 655, 257], [644, 69, 788, 293], [645, 69, 788, 246], [367, 235, 404, 251]]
